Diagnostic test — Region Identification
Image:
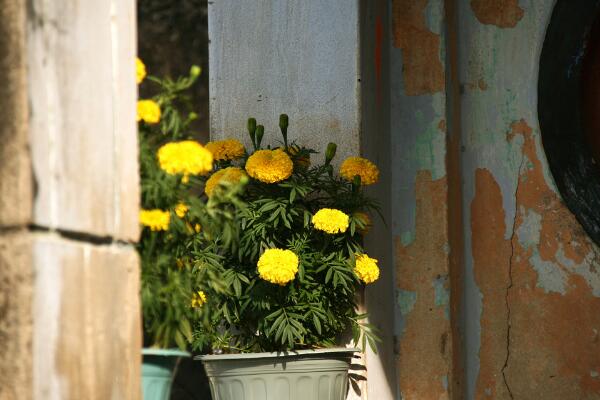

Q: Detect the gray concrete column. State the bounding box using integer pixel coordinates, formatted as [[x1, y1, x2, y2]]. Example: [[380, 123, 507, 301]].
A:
[[209, 1, 396, 399]]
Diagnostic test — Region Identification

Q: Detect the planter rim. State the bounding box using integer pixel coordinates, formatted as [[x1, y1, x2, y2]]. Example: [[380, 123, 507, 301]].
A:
[[142, 347, 191, 357], [195, 347, 360, 361]]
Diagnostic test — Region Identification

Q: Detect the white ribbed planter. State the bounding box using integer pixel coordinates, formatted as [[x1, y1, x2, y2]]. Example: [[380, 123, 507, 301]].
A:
[[196, 348, 358, 400]]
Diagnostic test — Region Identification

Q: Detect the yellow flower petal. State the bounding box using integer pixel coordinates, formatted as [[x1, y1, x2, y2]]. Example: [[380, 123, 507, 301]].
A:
[[245, 149, 293, 184], [257, 248, 299, 285]]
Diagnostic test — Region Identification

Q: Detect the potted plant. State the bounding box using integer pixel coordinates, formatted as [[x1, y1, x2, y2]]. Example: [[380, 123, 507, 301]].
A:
[[137, 60, 382, 400], [187, 121, 381, 400], [137, 59, 240, 399]]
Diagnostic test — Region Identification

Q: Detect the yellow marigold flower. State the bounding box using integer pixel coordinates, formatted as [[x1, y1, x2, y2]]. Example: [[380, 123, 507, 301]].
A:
[[136, 57, 146, 84], [175, 203, 188, 218], [312, 208, 349, 234], [139, 209, 170, 231], [191, 290, 207, 308], [353, 212, 372, 235], [205, 139, 246, 161], [157, 141, 213, 179], [245, 149, 293, 183], [339, 157, 379, 185], [205, 167, 247, 197], [137, 100, 161, 124], [257, 248, 299, 285], [354, 254, 380, 284]]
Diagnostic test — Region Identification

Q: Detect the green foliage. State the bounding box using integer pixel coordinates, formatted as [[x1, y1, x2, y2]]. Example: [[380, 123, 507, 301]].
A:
[[139, 63, 381, 354]]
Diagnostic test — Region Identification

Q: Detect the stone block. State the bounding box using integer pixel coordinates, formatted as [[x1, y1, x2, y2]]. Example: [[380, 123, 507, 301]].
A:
[[0, 0, 31, 228], [32, 235, 141, 400], [0, 231, 33, 400], [27, 0, 139, 241]]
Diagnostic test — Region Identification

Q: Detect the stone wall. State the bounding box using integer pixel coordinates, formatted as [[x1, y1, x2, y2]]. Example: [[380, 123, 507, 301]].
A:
[[0, 1, 141, 399]]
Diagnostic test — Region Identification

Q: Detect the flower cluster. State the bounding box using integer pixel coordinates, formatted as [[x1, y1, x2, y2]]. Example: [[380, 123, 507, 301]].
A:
[[205, 167, 247, 197], [354, 254, 380, 284], [157, 141, 213, 180], [137, 60, 385, 353], [206, 139, 246, 161], [137, 100, 161, 124], [139, 209, 170, 231], [245, 149, 293, 183], [191, 291, 207, 308], [340, 156, 379, 185], [312, 208, 349, 234], [257, 249, 299, 285], [136, 57, 147, 84]]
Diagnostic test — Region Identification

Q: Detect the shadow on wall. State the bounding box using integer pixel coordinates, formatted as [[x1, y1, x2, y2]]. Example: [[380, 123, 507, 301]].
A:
[[138, 0, 210, 143]]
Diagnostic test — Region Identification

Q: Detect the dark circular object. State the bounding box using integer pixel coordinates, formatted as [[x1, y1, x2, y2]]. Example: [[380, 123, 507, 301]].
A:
[[538, 0, 600, 244]]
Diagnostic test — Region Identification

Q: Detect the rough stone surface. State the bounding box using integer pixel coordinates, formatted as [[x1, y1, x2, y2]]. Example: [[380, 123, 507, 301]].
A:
[[33, 235, 141, 400], [395, 171, 452, 400], [27, 0, 139, 241], [208, 0, 360, 163], [391, 0, 445, 95], [0, 0, 31, 227], [470, 0, 524, 28], [0, 231, 33, 400]]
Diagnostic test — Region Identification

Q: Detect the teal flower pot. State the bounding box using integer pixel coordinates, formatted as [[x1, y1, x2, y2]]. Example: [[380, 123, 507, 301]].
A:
[[197, 348, 358, 400], [142, 348, 190, 400]]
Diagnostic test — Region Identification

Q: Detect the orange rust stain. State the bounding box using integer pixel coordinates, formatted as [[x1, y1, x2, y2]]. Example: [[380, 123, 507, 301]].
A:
[[396, 170, 451, 399], [438, 119, 447, 132], [471, 168, 513, 399], [470, 0, 524, 28], [392, 0, 445, 95], [502, 119, 600, 397]]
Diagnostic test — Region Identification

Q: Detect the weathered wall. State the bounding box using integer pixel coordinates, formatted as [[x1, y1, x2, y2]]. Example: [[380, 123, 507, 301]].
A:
[[0, 1, 141, 399], [392, 0, 600, 399], [208, 0, 361, 163]]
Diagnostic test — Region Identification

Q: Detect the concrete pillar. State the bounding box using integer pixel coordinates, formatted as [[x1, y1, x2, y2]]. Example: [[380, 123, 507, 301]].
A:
[[0, 1, 140, 399], [209, 1, 396, 399], [390, 0, 461, 398]]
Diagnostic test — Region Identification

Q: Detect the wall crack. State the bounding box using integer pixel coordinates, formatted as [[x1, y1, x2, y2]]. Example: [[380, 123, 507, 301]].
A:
[[502, 153, 526, 399]]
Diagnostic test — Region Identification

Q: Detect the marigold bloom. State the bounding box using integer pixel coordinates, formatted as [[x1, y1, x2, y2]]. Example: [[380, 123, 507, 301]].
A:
[[175, 203, 188, 218], [205, 139, 245, 161], [191, 290, 207, 308], [257, 248, 299, 285], [353, 212, 372, 235], [245, 149, 293, 183], [354, 254, 380, 284], [312, 208, 349, 234], [136, 57, 147, 84], [339, 157, 379, 185], [157, 141, 213, 179], [139, 209, 170, 231], [137, 100, 161, 124], [205, 167, 246, 196]]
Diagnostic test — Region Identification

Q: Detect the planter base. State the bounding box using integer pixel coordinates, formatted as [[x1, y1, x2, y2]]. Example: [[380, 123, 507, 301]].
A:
[[197, 348, 357, 400], [142, 348, 190, 400]]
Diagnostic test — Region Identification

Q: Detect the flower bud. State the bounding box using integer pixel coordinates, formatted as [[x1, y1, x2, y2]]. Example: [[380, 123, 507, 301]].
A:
[[256, 125, 265, 148], [279, 114, 289, 130], [352, 175, 362, 192], [247, 118, 257, 148], [279, 114, 289, 147], [190, 65, 202, 77], [325, 142, 337, 164]]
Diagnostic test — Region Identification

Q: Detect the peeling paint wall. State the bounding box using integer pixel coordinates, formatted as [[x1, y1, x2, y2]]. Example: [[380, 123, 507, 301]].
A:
[[392, 0, 600, 399]]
